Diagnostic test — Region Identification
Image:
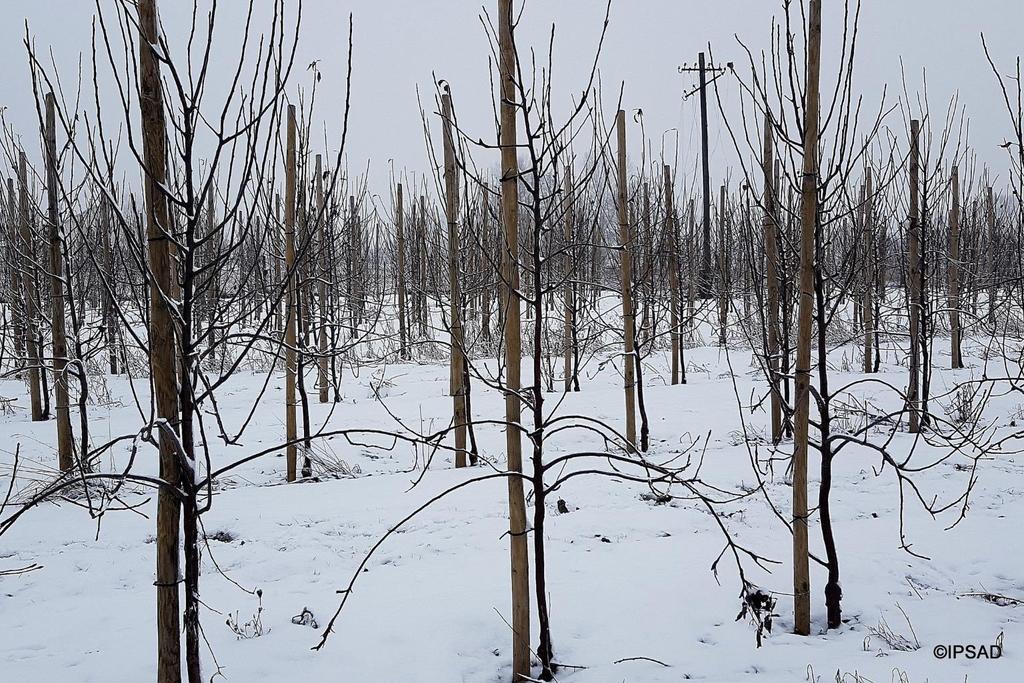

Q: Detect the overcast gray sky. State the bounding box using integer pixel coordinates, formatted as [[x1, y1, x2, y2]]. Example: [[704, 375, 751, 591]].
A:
[[2, 0, 1022, 191]]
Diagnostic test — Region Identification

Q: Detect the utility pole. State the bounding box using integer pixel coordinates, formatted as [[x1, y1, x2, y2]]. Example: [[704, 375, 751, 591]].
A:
[[678, 52, 731, 296]]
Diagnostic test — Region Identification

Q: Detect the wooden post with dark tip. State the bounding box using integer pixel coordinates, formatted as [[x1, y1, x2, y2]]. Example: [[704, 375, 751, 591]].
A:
[[986, 184, 996, 330], [43, 93, 73, 472], [498, 0, 531, 677], [316, 154, 330, 403], [792, 0, 821, 637], [862, 167, 875, 374], [763, 115, 782, 442], [138, 0, 183, 678], [16, 154, 43, 421], [396, 182, 409, 360], [616, 110, 637, 452], [284, 105, 298, 481], [665, 164, 681, 385], [563, 165, 575, 392], [717, 183, 729, 347], [949, 166, 963, 368], [441, 91, 468, 468], [908, 120, 921, 434]]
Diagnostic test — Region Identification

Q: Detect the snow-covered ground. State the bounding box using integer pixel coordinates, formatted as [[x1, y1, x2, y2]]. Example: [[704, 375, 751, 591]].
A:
[[1, 331, 1021, 682]]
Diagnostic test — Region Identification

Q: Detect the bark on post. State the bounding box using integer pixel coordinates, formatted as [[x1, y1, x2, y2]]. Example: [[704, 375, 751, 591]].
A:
[[16, 156, 43, 421], [43, 93, 73, 472], [717, 183, 729, 347], [284, 105, 298, 481], [563, 165, 575, 392], [949, 166, 963, 368], [316, 154, 330, 403], [615, 110, 637, 452], [396, 182, 409, 360], [792, 0, 821, 637], [908, 120, 921, 434], [6, 179, 25, 362], [441, 91, 468, 469], [762, 116, 782, 442], [138, 0, 183, 678], [498, 0, 531, 676], [205, 187, 217, 360], [274, 194, 282, 332], [861, 169, 875, 373], [867, 171, 880, 373], [986, 185, 996, 330], [665, 164, 682, 386], [103, 193, 118, 374], [480, 184, 493, 343]]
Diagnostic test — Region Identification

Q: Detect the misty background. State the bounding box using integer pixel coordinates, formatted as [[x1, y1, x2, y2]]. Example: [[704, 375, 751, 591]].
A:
[[1, 0, 1021, 195]]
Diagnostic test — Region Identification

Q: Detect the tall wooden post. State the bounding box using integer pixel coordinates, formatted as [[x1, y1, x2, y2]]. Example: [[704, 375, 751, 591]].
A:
[[204, 187, 217, 360], [441, 91, 468, 468], [949, 166, 963, 368], [6, 180, 25, 361], [138, 0, 183, 678], [986, 184, 996, 330], [792, 0, 821, 637], [616, 110, 637, 451], [717, 183, 729, 347], [315, 154, 330, 403], [43, 93, 73, 472], [480, 184, 494, 342], [641, 182, 653, 335], [103, 192, 118, 374], [15, 158, 43, 421], [499, 0, 531, 676], [698, 52, 713, 296], [861, 172, 875, 373], [665, 164, 682, 385], [563, 165, 575, 392], [284, 105, 298, 481], [396, 182, 409, 360], [908, 120, 921, 434], [763, 116, 782, 442]]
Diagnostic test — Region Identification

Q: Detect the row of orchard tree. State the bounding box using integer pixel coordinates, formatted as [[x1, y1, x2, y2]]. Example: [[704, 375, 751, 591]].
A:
[[2, 0, 1024, 681]]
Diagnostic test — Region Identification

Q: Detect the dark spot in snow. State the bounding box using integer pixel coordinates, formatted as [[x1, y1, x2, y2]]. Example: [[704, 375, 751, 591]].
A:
[[206, 529, 237, 543]]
